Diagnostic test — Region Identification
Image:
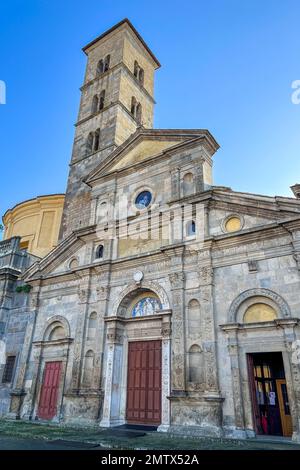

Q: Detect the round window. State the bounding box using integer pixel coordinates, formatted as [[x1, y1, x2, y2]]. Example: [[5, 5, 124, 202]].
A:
[[225, 216, 242, 233], [135, 190, 152, 209]]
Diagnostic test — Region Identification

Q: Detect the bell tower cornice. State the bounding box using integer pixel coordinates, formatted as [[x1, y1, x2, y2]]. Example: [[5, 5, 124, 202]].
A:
[[82, 18, 161, 69]]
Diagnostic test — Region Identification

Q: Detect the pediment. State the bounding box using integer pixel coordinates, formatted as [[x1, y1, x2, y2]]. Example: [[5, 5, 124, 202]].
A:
[[209, 188, 300, 237], [110, 138, 179, 171], [84, 128, 219, 186], [22, 227, 94, 282]]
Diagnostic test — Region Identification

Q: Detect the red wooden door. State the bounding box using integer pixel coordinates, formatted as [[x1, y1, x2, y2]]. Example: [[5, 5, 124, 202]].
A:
[[126, 340, 161, 425], [247, 354, 261, 434], [38, 362, 62, 420]]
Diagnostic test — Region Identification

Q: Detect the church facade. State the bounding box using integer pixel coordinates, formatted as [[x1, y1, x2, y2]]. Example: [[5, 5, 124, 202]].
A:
[[1, 19, 300, 441]]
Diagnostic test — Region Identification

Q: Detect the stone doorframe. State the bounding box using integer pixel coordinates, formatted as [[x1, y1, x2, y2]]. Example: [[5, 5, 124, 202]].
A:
[[100, 310, 172, 430], [221, 319, 300, 441], [25, 337, 73, 422]]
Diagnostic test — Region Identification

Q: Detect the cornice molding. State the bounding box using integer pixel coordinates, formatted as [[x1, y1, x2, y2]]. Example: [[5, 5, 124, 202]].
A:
[[79, 61, 155, 103], [220, 318, 300, 332]]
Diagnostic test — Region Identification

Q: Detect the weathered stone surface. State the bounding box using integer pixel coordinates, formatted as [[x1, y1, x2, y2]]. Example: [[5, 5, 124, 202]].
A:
[[2, 20, 300, 443]]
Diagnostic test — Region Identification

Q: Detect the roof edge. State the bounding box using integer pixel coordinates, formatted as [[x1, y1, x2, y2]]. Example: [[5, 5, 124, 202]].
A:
[[2, 193, 65, 221], [83, 128, 219, 186], [82, 18, 161, 68]]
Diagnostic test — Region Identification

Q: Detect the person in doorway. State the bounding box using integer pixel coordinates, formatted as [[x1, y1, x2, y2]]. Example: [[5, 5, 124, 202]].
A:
[[261, 410, 268, 434]]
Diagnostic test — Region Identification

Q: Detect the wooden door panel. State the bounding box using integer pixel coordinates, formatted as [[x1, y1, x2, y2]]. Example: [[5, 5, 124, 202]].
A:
[[276, 380, 293, 437], [126, 340, 161, 425], [38, 362, 62, 420]]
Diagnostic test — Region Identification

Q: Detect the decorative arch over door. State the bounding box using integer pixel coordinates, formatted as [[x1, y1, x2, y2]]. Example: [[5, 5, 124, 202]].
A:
[[228, 288, 291, 323], [43, 315, 71, 341], [112, 281, 170, 318]]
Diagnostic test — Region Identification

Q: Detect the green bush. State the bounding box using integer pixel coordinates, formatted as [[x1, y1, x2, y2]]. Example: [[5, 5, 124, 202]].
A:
[[15, 284, 32, 294]]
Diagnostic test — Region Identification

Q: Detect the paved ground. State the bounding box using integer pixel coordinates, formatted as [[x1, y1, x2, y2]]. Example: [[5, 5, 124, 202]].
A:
[[0, 436, 99, 450], [0, 420, 300, 450]]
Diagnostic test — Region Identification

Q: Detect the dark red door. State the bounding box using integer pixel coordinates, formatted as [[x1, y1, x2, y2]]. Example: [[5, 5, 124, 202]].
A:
[[126, 340, 161, 425], [38, 362, 62, 420]]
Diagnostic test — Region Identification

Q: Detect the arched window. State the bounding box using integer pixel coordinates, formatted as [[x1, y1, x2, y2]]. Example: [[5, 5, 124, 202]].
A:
[[133, 60, 144, 85], [134, 61, 139, 78], [104, 54, 110, 72], [87, 312, 97, 339], [97, 59, 104, 75], [83, 350, 94, 386], [93, 128, 100, 151], [96, 201, 108, 223], [136, 103, 142, 124], [86, 132, 94, 154], [138, 68, 144, 86], [91, 95, 99, 114], [243, 303, 277, 324], [187, 299, 201, 336], [187, 220, 196, 237], [69, 258, 79, 270], [95, 244, 104, 259], [131, 96, 137, 116], [48, 322, 66, 341], [183, 172, 194, 196], [188, 344, 203, 383], [99, 90, 105, 111]]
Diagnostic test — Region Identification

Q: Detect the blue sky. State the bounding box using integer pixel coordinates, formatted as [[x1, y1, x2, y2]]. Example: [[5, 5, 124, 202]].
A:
[[1, 0, 300, 225]]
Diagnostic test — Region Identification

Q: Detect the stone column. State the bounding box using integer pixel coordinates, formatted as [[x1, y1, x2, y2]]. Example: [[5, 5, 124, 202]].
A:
[[170, 168, 180, 200], [71, 275, 91, 390], [281, 319, 300, 442], [221, 324, 247, 438], [10, 286, 40, 419], [89, 197, 97, 226], [204, 203, 210, 238], [168, 249, 186, 393], [198, 253, 220, 396], [100, 321, 124, 427], [158, 315, 172, 432], [94, 283, 110, 390], [194, 160, 204, 193], [291, 230, 300, 271]]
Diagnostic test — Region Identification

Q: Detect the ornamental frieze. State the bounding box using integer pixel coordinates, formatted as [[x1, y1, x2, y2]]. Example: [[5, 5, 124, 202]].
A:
[[161, 325, 172, 338], [228, 288, 291, 323], [106, 328, 123, 344], [96, 286, 110, 301], [293, 253, 300, 270], [198, 266, 213, 285], [29, 293, 39, 309], [169, 272, 185, 289], [77, 287, 90, 303]]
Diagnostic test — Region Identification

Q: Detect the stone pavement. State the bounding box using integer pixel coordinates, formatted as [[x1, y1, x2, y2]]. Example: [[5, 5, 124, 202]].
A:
[[0, 420, 300, 450], [0, 436, 99, 450]]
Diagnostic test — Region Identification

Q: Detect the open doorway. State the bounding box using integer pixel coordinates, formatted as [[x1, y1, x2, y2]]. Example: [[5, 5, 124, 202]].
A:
[[247, 352, 292, 437]]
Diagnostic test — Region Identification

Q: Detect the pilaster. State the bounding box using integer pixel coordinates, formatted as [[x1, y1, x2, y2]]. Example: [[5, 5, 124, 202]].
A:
[[9, 284, 41, 419], [167, 246, 186, 393], [198, 250, 221, 397], [71, 273, 92, 390], [100, 320, 124, 427]]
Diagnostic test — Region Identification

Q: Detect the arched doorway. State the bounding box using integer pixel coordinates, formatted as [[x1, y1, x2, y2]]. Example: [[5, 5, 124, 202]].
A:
[[125, 291, 162, 425], [32, 317, 72, 422], [100, 286, 171, 430], [222, 289, 297, 439]]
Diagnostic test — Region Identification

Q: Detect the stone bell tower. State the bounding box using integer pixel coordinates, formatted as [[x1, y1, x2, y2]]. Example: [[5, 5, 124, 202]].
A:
[[60, 19, 160, 239]]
